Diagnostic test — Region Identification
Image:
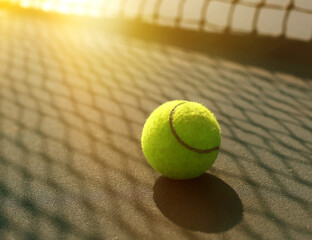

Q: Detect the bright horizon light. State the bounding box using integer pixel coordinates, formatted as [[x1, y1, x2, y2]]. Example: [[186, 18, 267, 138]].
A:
[[2, 0, 312, 41], [7, 0, 120, 17]]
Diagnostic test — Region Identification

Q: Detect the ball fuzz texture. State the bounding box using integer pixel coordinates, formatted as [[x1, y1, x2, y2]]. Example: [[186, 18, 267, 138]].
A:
[[141, 100, 221, 180]]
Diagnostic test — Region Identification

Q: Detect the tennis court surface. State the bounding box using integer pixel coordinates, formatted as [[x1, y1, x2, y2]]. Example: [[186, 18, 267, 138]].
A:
[[0, 1, 312, 240]]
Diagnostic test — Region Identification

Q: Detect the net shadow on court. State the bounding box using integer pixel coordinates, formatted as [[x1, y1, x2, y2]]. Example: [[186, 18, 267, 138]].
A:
[[0, 5, 311, 240]]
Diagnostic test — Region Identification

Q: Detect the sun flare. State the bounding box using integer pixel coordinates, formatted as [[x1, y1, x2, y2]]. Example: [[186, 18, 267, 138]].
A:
[[3, 0, 115, 17]]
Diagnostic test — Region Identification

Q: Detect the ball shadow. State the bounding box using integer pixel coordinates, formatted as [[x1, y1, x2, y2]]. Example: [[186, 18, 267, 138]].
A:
[[153, 173, 243, 233]]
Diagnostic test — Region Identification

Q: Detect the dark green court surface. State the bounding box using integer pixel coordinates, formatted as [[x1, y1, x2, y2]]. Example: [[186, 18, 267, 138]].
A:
[[0, 9, 312, 240]]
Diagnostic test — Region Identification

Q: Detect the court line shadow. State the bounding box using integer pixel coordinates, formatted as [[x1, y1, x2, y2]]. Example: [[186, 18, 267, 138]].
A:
[[153, 173, 243, 233]]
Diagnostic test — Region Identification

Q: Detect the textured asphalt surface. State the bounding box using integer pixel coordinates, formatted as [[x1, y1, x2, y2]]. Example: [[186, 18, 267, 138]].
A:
[[0, 9, 312, 240]]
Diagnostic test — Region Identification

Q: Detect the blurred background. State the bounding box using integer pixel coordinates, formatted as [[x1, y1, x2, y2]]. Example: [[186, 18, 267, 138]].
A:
[[1, 0, 312, 41], [0, 1, 311, 240]]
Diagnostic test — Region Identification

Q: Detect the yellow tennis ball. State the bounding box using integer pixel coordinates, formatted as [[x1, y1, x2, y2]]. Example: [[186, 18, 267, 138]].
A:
[[141, 100, 221, 180]]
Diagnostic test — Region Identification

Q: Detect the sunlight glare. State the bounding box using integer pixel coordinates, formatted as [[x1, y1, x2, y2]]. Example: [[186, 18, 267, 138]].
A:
[[7, 0, 110, 17]]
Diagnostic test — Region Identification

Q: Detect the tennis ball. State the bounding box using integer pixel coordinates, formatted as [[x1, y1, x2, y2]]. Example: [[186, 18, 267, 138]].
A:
[[141, 100, 221, 180]]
